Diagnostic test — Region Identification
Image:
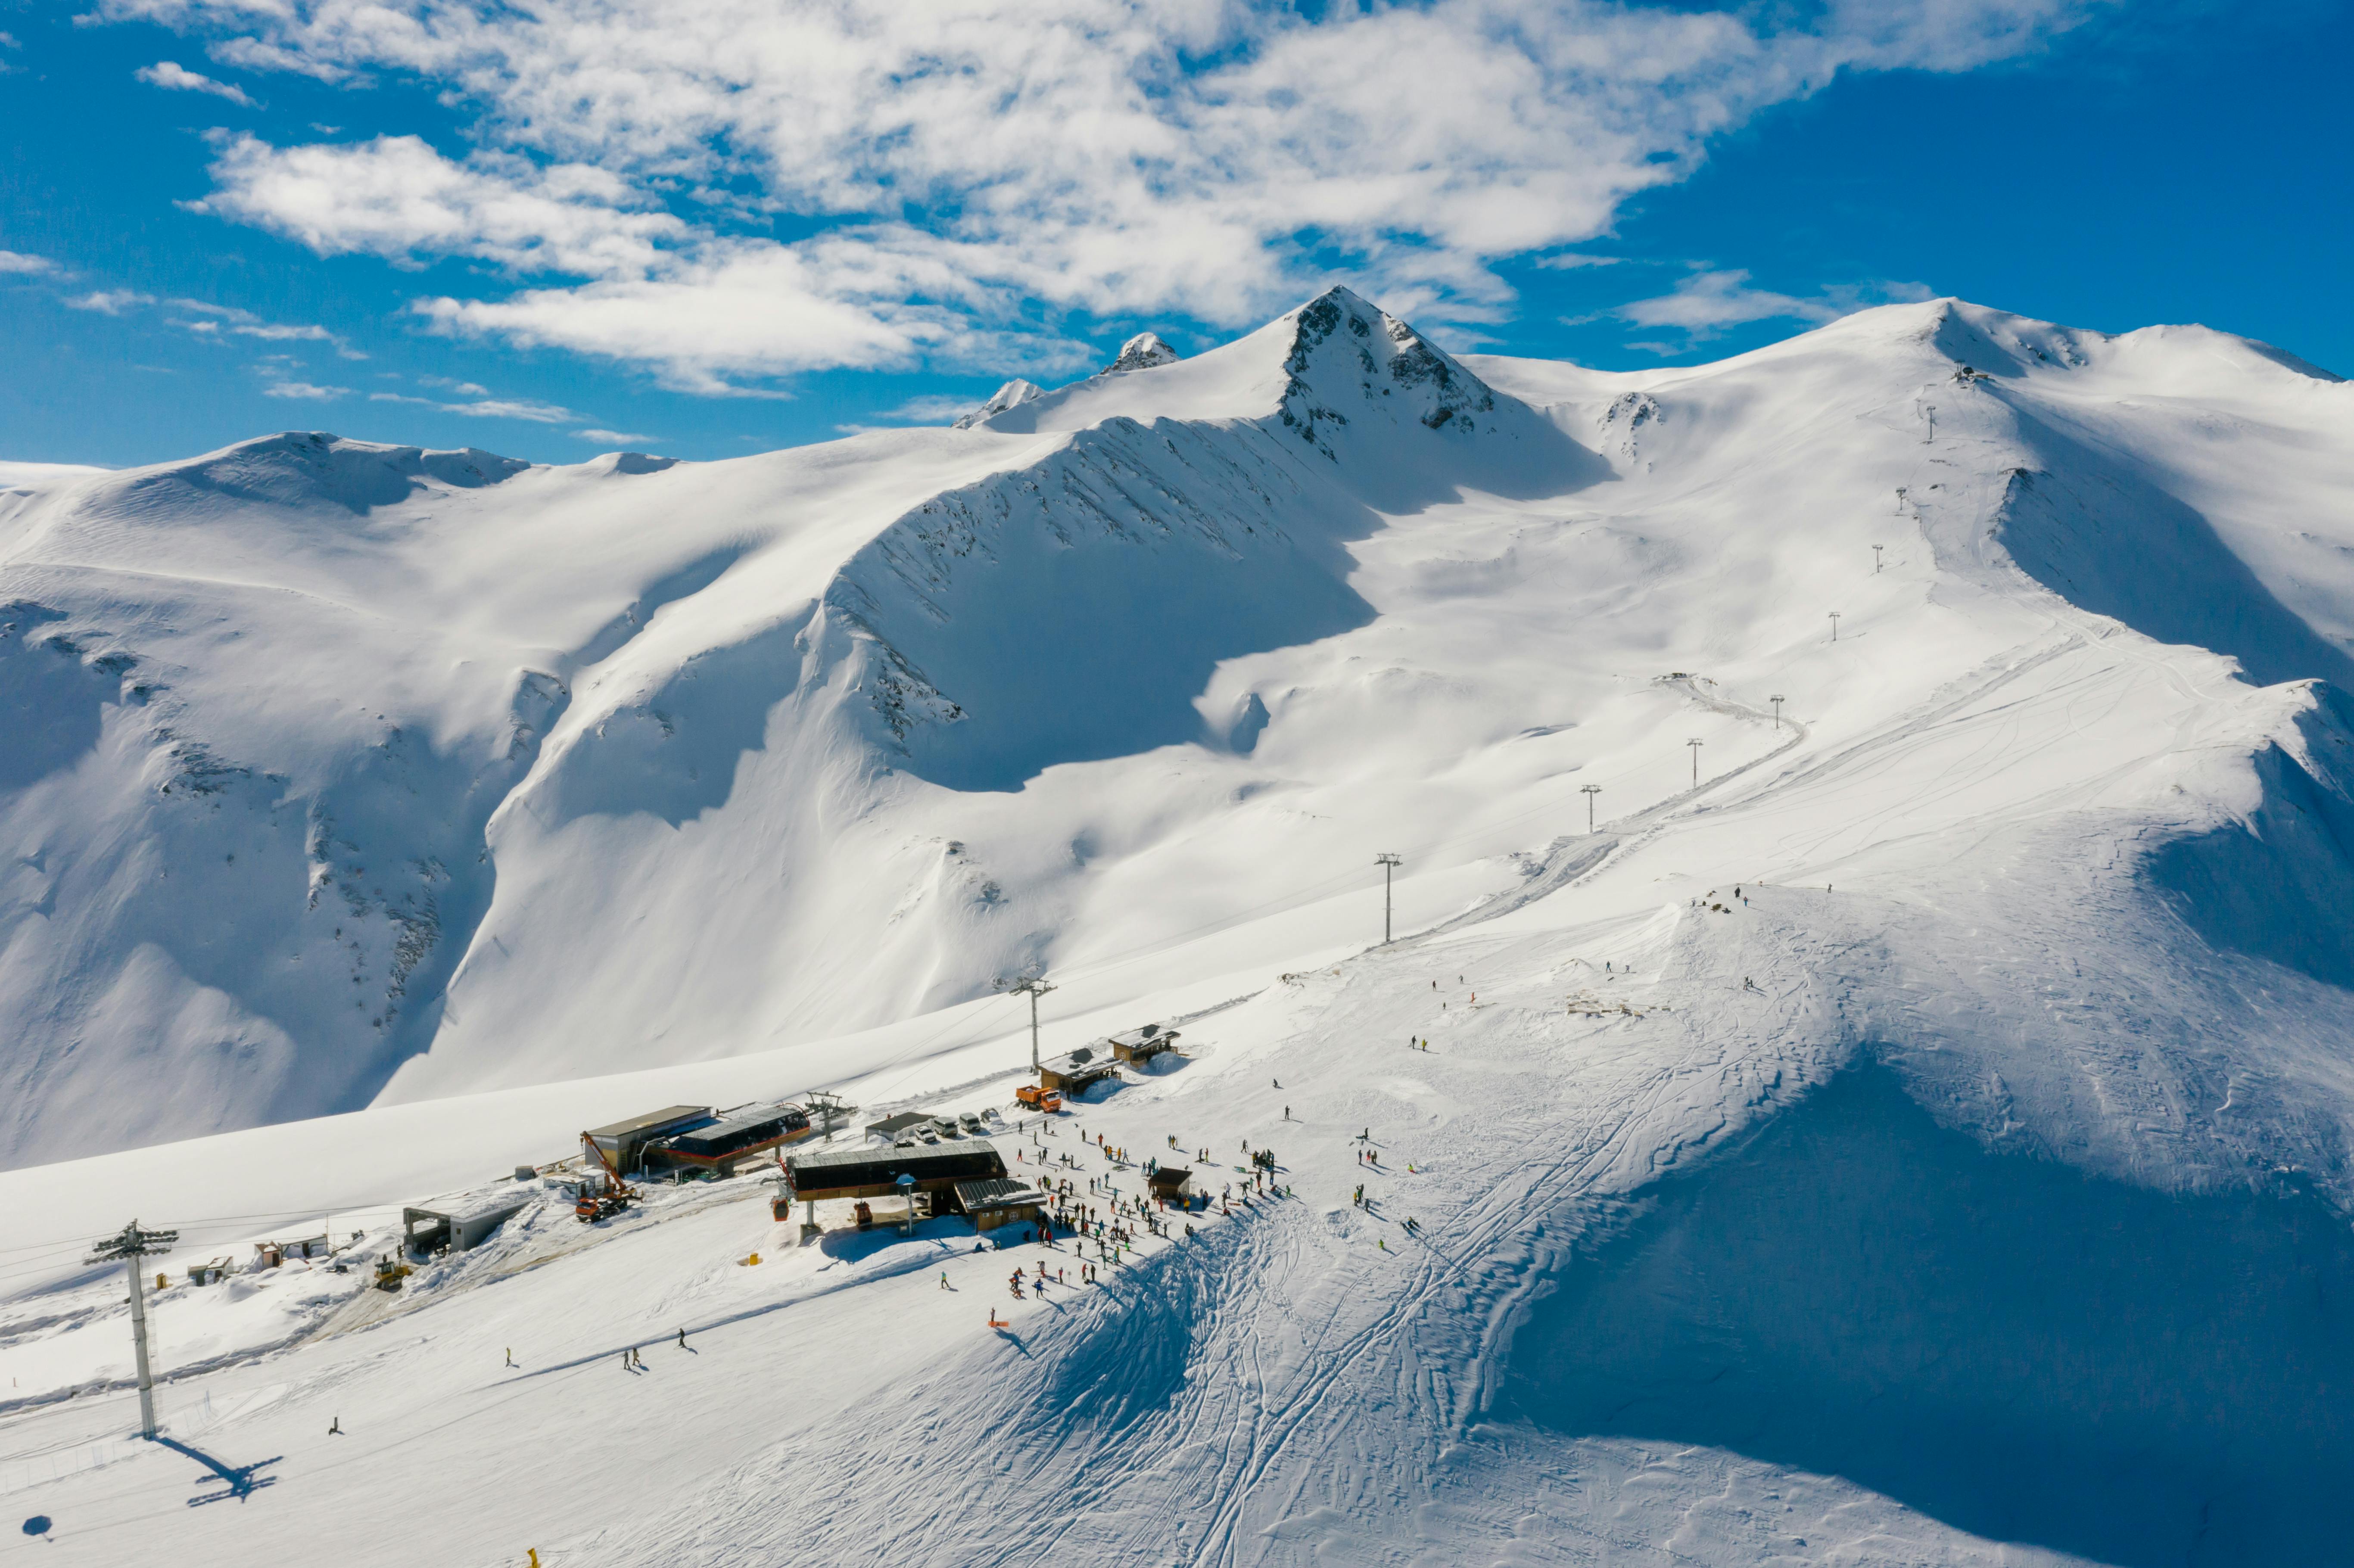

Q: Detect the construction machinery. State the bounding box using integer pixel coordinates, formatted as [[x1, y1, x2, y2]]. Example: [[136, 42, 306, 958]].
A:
[[575, 1135, 639, 1223], [1015, 1084, 1063, 1113]]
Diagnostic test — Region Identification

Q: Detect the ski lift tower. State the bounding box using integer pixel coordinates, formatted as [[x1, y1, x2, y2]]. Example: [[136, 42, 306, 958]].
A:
[[996, 975, 1057, 1075], [86, 1220, 180, 1438]]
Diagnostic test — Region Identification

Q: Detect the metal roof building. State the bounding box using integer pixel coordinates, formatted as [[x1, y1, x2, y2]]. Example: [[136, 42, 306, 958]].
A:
[[403, 1192, 532, 1255], [582, 1105, 712, 1174], [651, 1102, 811, 1173], [1109, 1023, 1180, 1064], [784, 1140, 1006, 1202], [953, 1177, 1051, 1232], [865, 1111, 934, 1144], [1037, 1045, 1118, 1095]]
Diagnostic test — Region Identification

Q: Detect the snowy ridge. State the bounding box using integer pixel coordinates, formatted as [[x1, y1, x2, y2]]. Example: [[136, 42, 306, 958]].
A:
[[6, 289, 2354, 1564]]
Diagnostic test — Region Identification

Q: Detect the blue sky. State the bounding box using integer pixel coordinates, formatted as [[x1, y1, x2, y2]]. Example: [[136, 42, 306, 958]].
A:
[[2, 0, 2347, 469]]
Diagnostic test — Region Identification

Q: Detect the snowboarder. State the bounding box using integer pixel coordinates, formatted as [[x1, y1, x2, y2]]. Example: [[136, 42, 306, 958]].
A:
[[329, 1415, 342, 1435], [676, 1327, 686, 1350]]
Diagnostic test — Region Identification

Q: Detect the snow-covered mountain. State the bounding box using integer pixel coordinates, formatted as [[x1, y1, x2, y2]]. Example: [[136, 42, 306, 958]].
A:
[[6, 287, 2354, 1565]]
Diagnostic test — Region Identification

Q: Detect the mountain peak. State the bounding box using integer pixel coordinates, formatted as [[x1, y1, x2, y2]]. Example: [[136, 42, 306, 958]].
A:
[[953, 379, 1043, 429], [1102, 333, 1180, 375], [1274, 285, 1498, 456]]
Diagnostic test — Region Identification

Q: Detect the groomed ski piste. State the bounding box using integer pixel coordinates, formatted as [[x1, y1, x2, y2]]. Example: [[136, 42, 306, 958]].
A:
[[4, 289, 2354, 1564]]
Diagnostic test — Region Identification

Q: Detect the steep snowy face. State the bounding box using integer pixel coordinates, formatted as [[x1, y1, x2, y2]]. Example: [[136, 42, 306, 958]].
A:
[[6, 288, 2353, 1174]]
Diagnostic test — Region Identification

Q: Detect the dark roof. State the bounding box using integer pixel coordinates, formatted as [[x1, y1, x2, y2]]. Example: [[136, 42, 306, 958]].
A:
[[584, 1105, 712, 1142], [663, 1103, 805, 1155], [1040, 1046, 1114, 1077], [865, 1112, 933, 1137], [954, 1177, 1048, 1210], [1147, 1165, 1192, 1189], [788, 1139, 1001, 1177], [1109, 1024, 1176, 1048]]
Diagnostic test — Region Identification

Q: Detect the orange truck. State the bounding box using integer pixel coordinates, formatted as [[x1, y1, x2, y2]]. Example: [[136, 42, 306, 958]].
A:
[[1014, 1085, 1063, 1112]]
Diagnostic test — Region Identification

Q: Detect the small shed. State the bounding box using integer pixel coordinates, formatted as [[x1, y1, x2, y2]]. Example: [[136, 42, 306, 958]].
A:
[[1109, 1023, 1180, 1065], [1147, 1166, 1193, 1205], [866, 1111, 934, 1145], [1038, 1045, 1118, 1096], [952, 1177, 1051, 1232], [253, 1232, 330, 1266], [403, 1193, 531, 1256], [583, 1105, 713, 1175]]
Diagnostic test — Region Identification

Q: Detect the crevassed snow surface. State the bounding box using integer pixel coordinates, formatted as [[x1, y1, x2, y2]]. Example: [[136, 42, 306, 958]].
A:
[[4, 288, 2354, 1565]]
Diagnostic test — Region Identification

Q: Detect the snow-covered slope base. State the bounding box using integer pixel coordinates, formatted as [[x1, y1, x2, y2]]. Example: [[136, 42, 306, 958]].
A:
[[4, 289, 2354, 1565]]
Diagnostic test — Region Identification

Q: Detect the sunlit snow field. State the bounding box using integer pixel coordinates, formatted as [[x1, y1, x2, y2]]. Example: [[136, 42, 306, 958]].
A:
[[4, 290, 2353, 1564]]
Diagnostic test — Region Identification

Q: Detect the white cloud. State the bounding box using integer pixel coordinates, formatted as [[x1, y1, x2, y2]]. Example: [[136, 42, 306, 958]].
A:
[[369, 390, 576, 422], [264, 380, 349, 398], [0, 250, 54, 275], [194, 133, 685, 280], [573, 427, 653, 443], [165, 296, 363, 354], [1613, 269, 1937, 342], [135, 59, 255, 104], [1618, 269, 1843, 332], [66, 289, 156, 314], [206, 35, 354, 82], [109, 0, 2102, 387]]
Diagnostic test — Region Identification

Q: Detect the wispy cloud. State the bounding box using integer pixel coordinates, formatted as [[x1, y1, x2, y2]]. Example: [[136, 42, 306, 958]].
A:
[[369, 390, 575, 423], [264, 380, 349, 398], [66, 289, 156, 314], [573, 427, 652, 444], [70, 286, 367, 357], [135, 59, 254, 105], [1612, 269, 1934, 343]]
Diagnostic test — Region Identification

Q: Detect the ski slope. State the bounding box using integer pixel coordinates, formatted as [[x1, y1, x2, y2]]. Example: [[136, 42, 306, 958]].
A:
[[4, 289, 2354, 1564]]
